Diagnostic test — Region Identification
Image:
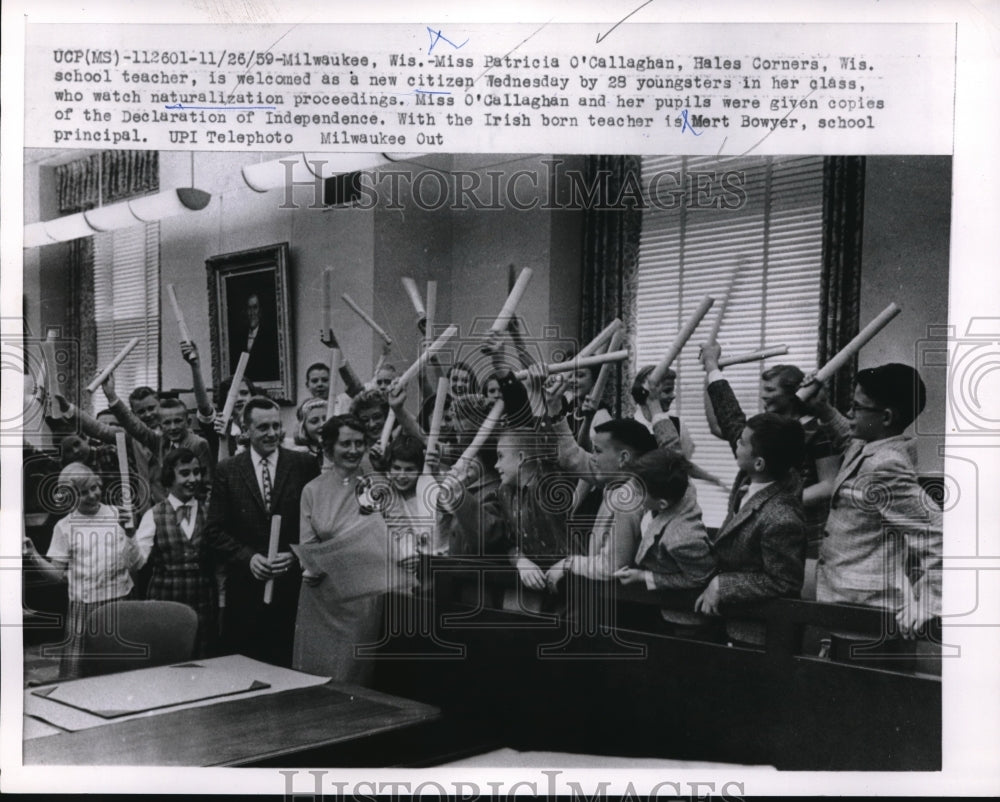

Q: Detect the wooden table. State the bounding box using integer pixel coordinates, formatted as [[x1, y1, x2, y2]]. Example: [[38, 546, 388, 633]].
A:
[[24, 660, 440, 766]]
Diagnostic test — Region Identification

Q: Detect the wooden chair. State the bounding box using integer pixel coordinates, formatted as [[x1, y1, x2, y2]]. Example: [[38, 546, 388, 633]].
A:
[[79, 600, 198, 677]]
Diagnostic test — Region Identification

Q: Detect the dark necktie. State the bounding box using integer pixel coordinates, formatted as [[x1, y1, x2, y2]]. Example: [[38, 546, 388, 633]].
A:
[[177, 503, 191, 524], [260, 457, 273, 510], [734, 483, 750, 513]]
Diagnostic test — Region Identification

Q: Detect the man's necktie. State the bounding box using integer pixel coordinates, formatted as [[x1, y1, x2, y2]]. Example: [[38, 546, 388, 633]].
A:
[[177, 503, 191, 523], [260, 457, 273, 510]]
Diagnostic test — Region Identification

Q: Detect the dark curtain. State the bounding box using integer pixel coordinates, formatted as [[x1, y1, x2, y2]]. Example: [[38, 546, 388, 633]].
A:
[[52, 151, 158, 411], [579, 155, 643, 417], [819, 157, 866, 411]]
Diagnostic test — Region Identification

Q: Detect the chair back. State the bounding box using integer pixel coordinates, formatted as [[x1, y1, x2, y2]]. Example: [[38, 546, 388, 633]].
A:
[[80, 600, 198, 677]]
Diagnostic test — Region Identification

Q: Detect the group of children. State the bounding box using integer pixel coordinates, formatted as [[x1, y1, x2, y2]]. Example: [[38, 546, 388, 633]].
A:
[[23, 314, 942, 680]]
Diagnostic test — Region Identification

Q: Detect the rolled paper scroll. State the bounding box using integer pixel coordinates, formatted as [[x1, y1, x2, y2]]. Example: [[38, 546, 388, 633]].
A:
[[220, 352, 250, 426], [718, 344, 790, 368], [397, 325, 458, 387], [166, 284, 192, 343], [326, 348, 342, 419], [579, 330, 626, 437], [578, 318, 623, 358], [422, 377, 450, 474], [342, 293, 393, 346], [323, 268, 334, 333], [401, 277, 427, 319], [263, 515, 281, 605], [796, 303, 902, 401], [115, 431, 133, 533], [453, 399, 505, 474], [649, 296, 715, 386], [490, 268, 533, 332], [378, 409, 397, 454], [513, 349, 629, 381], [706, 264, 740, 346], [86, 337, 140, 393]]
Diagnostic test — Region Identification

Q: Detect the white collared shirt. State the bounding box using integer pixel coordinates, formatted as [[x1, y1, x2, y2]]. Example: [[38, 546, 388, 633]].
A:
[[741, 480, 774, 507], [134, 494, 200, 564]]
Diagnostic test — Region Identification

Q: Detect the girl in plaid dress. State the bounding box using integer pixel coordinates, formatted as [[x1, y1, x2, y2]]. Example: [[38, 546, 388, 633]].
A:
[[22, 463, 141, 679], [132, 448, 219, 657]]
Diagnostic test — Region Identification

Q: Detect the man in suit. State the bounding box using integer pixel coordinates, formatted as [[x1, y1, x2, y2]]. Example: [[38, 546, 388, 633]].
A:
[[205, 396, 320, 666], [231, 292, 281, 384]]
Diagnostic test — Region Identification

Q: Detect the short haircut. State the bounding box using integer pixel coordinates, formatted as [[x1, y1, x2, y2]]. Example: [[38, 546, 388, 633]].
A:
[[630, 365, 676, 405], [745, 413, 805, 478], [158, 397, 187, 413], [496, 427, 556, 461], [631, 448, 691, 505], [387, 434, 425, 471], [294, 397, 326, 446], [305, 362, 329, 381], [160, 447, 200, 488], [375, 363, 397, 375], [241, 395, 280, 428], [59, 435, 89, 466], [128, 386, 158, 405], [58, 461, 97, 489], [760, 364, 805, 395], [855, 363, 927, 430], [320, 414, 366, 449], [94, 408, 116, 419], [350, 388, 389, 417], [593, 418, 658, 457], [218, 375, 260, 408]]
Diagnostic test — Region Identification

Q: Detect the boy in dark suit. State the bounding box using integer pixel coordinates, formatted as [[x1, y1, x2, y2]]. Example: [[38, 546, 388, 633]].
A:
[[205, 396, 319, 666], [698, 351, 807, 643]]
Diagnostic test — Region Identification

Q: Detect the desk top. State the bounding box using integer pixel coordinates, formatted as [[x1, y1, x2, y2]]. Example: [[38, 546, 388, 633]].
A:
[[24, 681, 440, 766]]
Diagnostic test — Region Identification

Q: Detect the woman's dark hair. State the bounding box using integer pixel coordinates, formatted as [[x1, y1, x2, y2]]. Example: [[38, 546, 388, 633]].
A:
[[320, 414, 367, 450]]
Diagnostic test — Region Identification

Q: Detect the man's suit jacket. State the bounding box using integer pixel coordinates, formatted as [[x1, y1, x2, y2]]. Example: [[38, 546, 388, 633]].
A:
[[205, 446, 319, 665]]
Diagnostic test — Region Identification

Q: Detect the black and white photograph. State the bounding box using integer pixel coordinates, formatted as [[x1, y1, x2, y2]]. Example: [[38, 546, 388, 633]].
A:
[[3, 3, 999, 799]]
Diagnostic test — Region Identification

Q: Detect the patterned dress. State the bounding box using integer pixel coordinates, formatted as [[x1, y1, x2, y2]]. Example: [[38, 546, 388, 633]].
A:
[[145, 500, 219, 657]]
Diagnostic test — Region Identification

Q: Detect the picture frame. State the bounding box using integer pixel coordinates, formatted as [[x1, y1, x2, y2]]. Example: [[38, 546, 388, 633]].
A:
[[206, 242, 295, 405]]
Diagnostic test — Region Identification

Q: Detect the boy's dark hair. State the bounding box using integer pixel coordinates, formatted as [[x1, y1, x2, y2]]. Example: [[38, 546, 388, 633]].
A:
[[320, 414, 367, 449], [160, 447, 200, 488], [593, 418, 658, 457], [630, 365, 676, 406], [94, 408, 116, 420], [745, 413, 805, 478], [217, 375, 260, 409], [128, 386, 159, 405], [760, 364, 805, 395], [387, 434, 425, 472], [305, 362, 329, 382], [241, 395, 280, 428], [631, 448, 691, 506], [855, 363, 927, 430], [350, 388, 389, 418], [561, 350, 599, 383]]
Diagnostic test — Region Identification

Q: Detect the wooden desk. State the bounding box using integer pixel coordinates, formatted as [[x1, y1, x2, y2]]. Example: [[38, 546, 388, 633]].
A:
[[24, 672, 439, 766]]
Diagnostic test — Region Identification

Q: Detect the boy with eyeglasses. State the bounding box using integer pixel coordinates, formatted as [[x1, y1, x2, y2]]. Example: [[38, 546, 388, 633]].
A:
[[804, 363, 941, 659]]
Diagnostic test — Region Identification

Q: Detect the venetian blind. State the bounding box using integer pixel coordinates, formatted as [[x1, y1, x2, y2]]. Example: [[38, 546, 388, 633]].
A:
[[92, 222, 160, 401], [636, 156, 824, 526]]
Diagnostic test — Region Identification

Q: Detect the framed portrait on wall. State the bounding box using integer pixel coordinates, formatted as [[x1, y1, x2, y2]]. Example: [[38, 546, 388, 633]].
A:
[[206, 242, 294, 404]]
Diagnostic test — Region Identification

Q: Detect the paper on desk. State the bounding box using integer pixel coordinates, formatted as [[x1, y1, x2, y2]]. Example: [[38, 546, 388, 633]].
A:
[[23, 655, 329, 735]]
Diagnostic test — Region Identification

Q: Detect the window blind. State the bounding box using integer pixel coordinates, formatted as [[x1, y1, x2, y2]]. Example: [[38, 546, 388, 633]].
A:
[[93, 222, 160, 403], [636, 156, 824, 526]]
